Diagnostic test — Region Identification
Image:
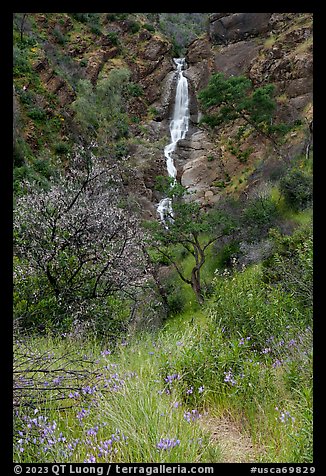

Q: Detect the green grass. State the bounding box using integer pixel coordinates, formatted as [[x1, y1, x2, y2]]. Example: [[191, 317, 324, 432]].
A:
[[271, 185, 312, 225], [14, 263, 312, 463], [13, 332, 221, 463]]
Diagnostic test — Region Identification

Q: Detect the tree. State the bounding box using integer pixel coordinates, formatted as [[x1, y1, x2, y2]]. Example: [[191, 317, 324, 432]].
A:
[[198, 73, 285, 154], [145, 182, 234, 304], [14, 147, 148, 333]]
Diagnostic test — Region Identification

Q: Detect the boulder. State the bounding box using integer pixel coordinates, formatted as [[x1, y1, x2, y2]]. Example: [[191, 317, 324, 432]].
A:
[[141, 57, 174, 104], [213, 40, 262, 77], [181, 155, 223, 199], [186, 38, 212, 64], [184, 61, 211, 92], [209, 13, 272, 45], [140, 36, 171, 61]]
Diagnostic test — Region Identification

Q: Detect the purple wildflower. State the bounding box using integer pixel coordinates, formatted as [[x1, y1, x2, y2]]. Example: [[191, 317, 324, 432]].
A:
[[272, 359, 282, 368], [82, 385, 97, 395], [165, 373, 181, 383], [156, 438, 180, 450], [184, 409, 202, 422], [68, 391, 80, 399], [261, 347, 271, 354], [198, 386, 204, 393], [101, 349, 111, 356], [58, 432, 66, 443], [275, 407, 295, 424], [224, 370, 237, 386], [87, 426, 99, 437], [76, 409, 90, 422]]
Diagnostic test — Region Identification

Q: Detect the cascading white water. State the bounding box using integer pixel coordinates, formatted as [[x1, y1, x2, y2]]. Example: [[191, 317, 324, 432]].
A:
[[157, 58, 190, 225]]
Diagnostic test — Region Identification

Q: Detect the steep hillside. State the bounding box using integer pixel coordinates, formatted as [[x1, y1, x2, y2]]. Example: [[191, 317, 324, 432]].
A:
[[181, 13, 313, 203], [13, 13, 313, 212], [13, 13, 175, 213], [13, 13, 313, 465]]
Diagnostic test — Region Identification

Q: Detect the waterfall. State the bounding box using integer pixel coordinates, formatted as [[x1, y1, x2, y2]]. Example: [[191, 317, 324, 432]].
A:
[[157, 58, 190, 225]]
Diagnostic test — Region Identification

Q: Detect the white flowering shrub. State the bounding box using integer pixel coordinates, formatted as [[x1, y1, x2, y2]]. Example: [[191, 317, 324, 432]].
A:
[[14, 149, 148, 336]]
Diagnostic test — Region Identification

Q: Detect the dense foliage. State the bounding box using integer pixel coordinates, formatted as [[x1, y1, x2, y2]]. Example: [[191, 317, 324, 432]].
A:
[[72, 70, 131, 144], [14, 149, 148, 337], [12, 12, 313, 465]]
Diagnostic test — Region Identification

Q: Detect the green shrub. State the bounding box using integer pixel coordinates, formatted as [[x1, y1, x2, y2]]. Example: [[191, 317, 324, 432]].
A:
[[106, 32, 119, 46], [106, 13, 128, 21], [27, 106, 47, 121], [244, 198, 277, 225], [242, 196, 279, 240], [90, 23, 102, 35], [13, 45, 32, 76], [280, 169, 313, 211], [127, 83, 144, 97], [148, 106, 159, 118], [129, 21, 141, 34], [216, 241, 240, 268], [213, 180, 226, 188], [13, 138, 33, 167], [209, 266, 309, 345], [72, 70, 131, 138], [114, 141, 129, 159], [53, 27, 67, 45], [114, 115, 129, 139], [167, 291, 186, 316], [54, 141, 71, 155], [17, 88, 36, 106], [71, 13, 100, 24], [143, 23, 155, 32], [79, 58, 88, 67], [262, 225, 313, 307], [33, 157, 55, 179]]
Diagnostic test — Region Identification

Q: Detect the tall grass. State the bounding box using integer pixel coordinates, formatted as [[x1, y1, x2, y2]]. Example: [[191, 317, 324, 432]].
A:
[[156, 265, 313, 462], [13, 333, 221, 463], [14, 264, 312, 463]]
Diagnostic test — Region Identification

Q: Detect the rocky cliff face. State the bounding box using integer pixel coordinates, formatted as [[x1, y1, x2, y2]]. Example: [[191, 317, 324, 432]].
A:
[[14, 13, 313, 213], [179, 12, 313, 204]]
